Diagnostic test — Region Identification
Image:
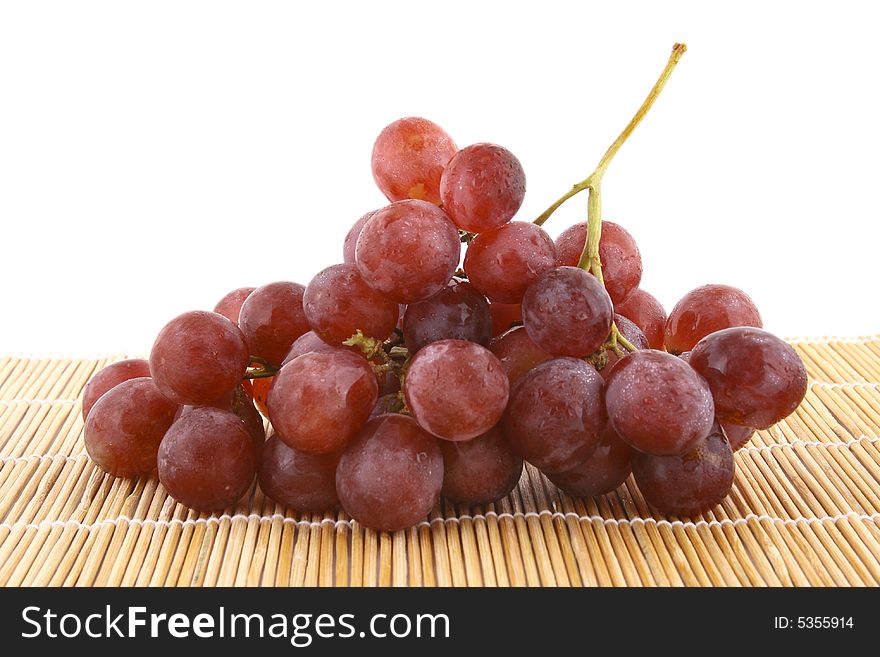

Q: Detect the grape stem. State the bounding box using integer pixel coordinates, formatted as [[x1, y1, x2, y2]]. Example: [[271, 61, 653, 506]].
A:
[[533, 43, 686, 353]]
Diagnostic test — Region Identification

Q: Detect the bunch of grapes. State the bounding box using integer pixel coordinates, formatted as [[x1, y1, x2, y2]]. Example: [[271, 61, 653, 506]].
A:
[[81, 46, 808, 532]]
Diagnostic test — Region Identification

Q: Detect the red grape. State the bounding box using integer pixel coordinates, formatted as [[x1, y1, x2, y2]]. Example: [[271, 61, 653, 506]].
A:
[[158, 407, 256, 512], [615, 288, 667, 350], [555, 221, 642, 305], [440, 143, 526, 233], [689, 327, 807, 429], [238, 281, 309, 365], [503, 358, 605, 473], [521, 266, 613, 358], [268, 350, 378, 454], [489, 302, 522, 337], [213, 287, 255, 324], [282, 330, 344, 364], [355, 200, 460, 303], [546, 423, 633, 497], [251, 376, 272, 416], [258, 433, 340, 512], [632, 424, 734, 516], [439, 425, 523, 505], [84, 377, 179, 477], [600, 314, 649, 380], [402, 279, 491, 354], [336, 414, 443, 532], [489, 325, 553, 386], [665, 284, 762, 354], [404, 339, 509, 441], [605, 350, 715, 456], [463, 222, 556, 303], [230, 385, 266, 455], [342, 210, 378, 264], [371, 117, 457, 205], [303, 264, 399, 345], [150, 311, 250, 406], [723, 423, 755, 451], [81, 358, 151, 421]]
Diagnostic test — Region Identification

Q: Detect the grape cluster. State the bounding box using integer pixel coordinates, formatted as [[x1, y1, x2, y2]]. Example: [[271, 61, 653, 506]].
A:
[[82, 108, 808, 530]]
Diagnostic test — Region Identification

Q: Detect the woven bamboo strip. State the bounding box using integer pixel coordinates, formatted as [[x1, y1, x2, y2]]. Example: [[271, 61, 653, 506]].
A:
[[0, 341, 877, 587]]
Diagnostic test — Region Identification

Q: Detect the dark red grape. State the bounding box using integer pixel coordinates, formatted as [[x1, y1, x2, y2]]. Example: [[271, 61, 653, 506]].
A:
[[546, 423, 633, 497], [213, 287, 255, 324], [555, 221, 642, 305], [439, 425, 523, 505], [404, 339, 509, 441], [488, 302, 522, 337], [606, 349, 715, 456], [632, 424, 734, 516], [336, 414, 443, 532], [81, 358, 151, 421], [258, 433, 339, 512], [689, 327, 807, 429], [615, 288, 667, 350], [503, 358, 605, 473], [150, 311, 250, 406], [521, 266, 613, 358], [665, 284, 762, 354], [268, 350, 378, 454], [238, 281, 309, 366], [440, 143, 526, 233], [723, 423, 755, 451], [371, 117, 457, 205], [158, 407, 256, 511], [601, 314, 649, 380], [355, 200, 460, 303], [402, 279, 491, 353], [489, 325, 553, 386], [463, 222, 556, 303], [84, 377, 179, 477], [342, 210, 378, 264], [303, 264, 399, 345], [230, 385, 266, 455]]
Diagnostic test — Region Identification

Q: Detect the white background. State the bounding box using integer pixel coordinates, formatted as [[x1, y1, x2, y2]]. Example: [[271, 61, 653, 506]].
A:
[[1, 1, 877, 356]]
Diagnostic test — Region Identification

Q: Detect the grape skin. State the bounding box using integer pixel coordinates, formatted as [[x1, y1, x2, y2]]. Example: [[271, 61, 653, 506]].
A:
[[615, 288, 667, 351], [488, 302, 522, 337], [404, 339, 509, 441], [81, 358, 151, 421], [503, 358, 606, 473], [258, 433, 339, 512], [149, 310, 250, 406], [439, 425, 523, 506], [336, 414, 443, 532], [463, 222, 557, 304], [303, 263, 399, 345], [402, 279, 491, 354], [371, 117, 457, 205], [632, 424, 734, 516], [355, 200, 461, 303], [554, 221, 642, 305], [342, 210, 378, 264], [158, 407, 257, 512], [489, 325, 553, 386], [440, 143, 526, 233], [84, 377, 179, 477], [723, 423, 755, 451], [521, 266, 613, 358], [689, 327, 807, 429], [605, 349, 715, 456], [665, 284, 762, 354], [213, 287, 255, 324], [547, 423, 633, 497], [238, 281, 310, 366], [268, 350, 378, 454]]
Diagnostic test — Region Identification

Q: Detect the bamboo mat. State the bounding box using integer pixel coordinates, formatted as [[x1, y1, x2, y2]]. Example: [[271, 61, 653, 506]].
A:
[[1, 337, 879, 587]]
